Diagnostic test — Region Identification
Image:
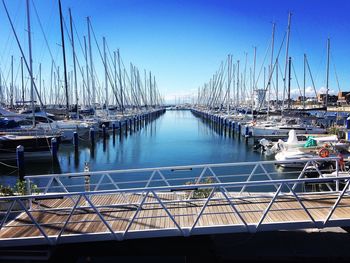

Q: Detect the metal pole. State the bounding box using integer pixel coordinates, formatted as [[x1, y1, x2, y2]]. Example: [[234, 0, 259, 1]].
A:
[[282, 12, 292, 114], [26, 0, 35, 127], [325, 38, 330, 111], [87, 17, 95, 112], [103, 37, 109, 116], [69, 8, 79, 117], [58, 0, 70, 118]]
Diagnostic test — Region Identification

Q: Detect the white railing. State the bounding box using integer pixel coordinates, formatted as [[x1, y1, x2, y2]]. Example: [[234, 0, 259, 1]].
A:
[[0, 157, 348, 247], [24, 157, 340, 195]]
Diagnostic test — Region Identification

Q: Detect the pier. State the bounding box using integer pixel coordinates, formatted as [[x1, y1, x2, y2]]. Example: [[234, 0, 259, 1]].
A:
[[1, 157, 349, 247]]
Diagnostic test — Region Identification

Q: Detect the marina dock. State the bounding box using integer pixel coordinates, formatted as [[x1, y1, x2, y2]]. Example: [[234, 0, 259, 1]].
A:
[[1, 158, 350, 247]]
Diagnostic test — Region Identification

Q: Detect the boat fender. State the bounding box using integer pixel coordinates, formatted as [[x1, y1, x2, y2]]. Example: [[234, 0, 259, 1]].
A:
[[319, 148, 330, 158]]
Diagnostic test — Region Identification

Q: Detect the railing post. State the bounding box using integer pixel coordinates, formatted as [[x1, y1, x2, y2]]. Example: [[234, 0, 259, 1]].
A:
[[84, 162, 90, 193], [335, 159, 339, 192], [25, 177, 33, 210]]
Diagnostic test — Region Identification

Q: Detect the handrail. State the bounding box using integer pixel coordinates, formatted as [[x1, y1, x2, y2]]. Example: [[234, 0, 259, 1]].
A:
[[24, 157, 339, 179], [4, 174, 349, 202], [0, 158, 349, 247]]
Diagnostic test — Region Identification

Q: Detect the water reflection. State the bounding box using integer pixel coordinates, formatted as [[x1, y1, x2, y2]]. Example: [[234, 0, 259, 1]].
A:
[[0, 110, 267, 186]]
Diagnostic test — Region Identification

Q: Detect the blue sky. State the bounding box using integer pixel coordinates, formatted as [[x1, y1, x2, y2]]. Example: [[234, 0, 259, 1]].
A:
[[1, 0, 350, 104]]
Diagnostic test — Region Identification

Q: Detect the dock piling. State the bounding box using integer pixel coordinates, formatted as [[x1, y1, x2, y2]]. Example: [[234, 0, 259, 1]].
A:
[[16, 145, 25, 180], [112, 123, 116, 137], [51, 138, 58, 160], [102, 124, 107, 140], [73, 132, 79, 152], [90, 128, 95, 145]]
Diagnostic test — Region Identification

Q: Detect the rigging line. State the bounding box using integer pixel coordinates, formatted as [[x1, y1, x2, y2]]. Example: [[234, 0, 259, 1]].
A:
[[89, 21, 122, 107], [61, 14, 90, 94], [72, 19, 88, 64], [31, 0, 59, 75], [13, 56, 21, 86], [253, 33, 275, 91], [305, 56, 318, 97], [0, 0, 22, 68], [2, 0, 48, 113], [330, 53, 341, 92], [257, 32, 287, 110], [291, 60, 302, 97]]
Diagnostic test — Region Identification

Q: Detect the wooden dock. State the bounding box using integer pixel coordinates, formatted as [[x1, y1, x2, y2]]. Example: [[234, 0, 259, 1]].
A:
[[1, 190, 350, 247], [1, 158, 349, 247]]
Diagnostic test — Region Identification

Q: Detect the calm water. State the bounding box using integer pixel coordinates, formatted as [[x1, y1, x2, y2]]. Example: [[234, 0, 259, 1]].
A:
[[1, 110, 274, 186]]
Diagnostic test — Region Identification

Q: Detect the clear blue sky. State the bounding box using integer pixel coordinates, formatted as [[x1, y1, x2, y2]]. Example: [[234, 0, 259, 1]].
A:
[[1, 0, 350, 103]]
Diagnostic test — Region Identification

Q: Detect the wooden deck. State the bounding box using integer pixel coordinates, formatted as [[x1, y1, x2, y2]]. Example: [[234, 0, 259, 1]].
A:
[[1, 191, 350, 246]]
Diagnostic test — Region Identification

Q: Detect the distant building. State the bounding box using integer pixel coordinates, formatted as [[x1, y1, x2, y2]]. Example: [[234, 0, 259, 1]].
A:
[[297, 96, 307, 102], [317, 93, 337, 105], [338, 91, 350, 104]]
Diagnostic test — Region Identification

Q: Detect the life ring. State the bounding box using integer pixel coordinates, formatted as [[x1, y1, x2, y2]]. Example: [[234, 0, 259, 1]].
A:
[[319, 148, 330, 158]]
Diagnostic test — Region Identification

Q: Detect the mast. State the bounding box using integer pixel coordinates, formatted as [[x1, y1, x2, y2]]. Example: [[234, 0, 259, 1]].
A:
[[26, 0, 35, 126], [276, 58, 278, 105], [325, 38, 330, 111], [149, 71, 152, 107], [282, 12, 292, 114], [58, 0, 69, 117], [287, 57, 292, 110], [227, 54, 231, 113], [153, 75, 156, 107], [21, 57, 24, 106], [87, 17, 95, 112], [117, 49, 124, 114], [39, 63, 41, 104], [103, 37, 109, 116], [0, 70, 2, 105], [252, 47, 256, 111], [10, 55, 13, 108], [113, 51, 117, 107], [69, 8, 78, 117], [267, 22, 275, 117], [84, 36, 90, 107], [303, 54, 306, 109], [236, 60, 240, 107]]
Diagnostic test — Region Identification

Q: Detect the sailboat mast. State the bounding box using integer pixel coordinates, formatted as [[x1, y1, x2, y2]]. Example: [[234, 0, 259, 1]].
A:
[[87, 17, 95, 112], [117, 49, 124, 114], [236, 60, 240, 107], [303, 54, 306, 109], [58, 0, 69, 117], [10, 55, 13, 108], [21, 57, 24, 106], [282, 12, 292, 114], [287, 57, 292, 110], [69, 8, 78, 117], [227, 54, 231, 113], [267, 22, 275, 118], [149, 71, 152, 107], [252, 47, 256, 112], [103, 37, 109, 116], [26, 0, 35, 126], [325, 38, 330, 111], [84, 36, 90, 107]]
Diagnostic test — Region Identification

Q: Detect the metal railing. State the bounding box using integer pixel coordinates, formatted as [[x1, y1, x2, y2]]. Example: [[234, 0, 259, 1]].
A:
[[24, 157, 340, 195], [0, 157, 348, 247]]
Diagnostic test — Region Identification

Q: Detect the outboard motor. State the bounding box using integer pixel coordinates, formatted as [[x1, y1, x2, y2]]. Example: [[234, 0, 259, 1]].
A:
[[304, 161, 335, 178]]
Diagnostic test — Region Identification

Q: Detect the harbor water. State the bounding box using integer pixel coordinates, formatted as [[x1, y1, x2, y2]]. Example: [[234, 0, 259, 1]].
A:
[[0, 110, 288, 188]]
